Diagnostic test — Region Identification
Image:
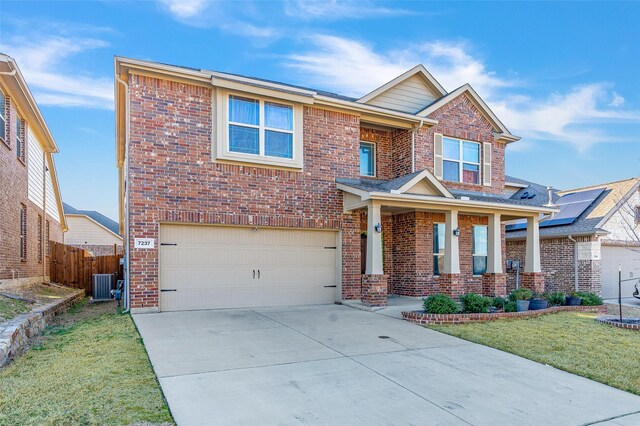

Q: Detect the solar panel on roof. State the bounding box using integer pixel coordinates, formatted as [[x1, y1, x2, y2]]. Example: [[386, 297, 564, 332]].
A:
[[539, 187, 605, 228]]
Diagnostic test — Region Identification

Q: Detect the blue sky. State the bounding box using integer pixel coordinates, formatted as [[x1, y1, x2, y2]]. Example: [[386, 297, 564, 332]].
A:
[[1, 1, 638, 221]]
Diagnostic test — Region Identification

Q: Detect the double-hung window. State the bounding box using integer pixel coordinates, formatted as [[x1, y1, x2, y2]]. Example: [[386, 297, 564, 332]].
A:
[[433, 223, 445, 276], [20, 203, 27, 261], [0, 91, 6, 144], [443, 137, 480, 184], [218, 91, 303, 168], [472, 225, 488, 275], [360, 142, 375, 177]]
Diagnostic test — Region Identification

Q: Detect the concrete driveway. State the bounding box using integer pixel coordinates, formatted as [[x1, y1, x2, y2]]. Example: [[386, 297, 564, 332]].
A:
[[134, 304, 640, 426]]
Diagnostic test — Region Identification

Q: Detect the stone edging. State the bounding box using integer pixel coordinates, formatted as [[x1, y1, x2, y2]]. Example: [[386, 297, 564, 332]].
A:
[[596, 316, 640, 331], [0, 289, 84, 366], [403, 305, 607, 325]]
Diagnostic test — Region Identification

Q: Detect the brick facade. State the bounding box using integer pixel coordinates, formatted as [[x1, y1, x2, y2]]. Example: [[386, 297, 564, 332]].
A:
[[0, 95, 63, 285], [124, 72, 512, 310], [506, 236, 601, 294]]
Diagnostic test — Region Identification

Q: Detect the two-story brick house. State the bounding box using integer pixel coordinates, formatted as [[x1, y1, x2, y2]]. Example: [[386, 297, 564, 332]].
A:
[[114, 57, 555, 313], [0, 54, 66, 288]]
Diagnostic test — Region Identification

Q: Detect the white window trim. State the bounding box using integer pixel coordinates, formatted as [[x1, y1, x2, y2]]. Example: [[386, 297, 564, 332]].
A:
[[442, 137, 481, 185], [472, 224, 488, 276], [359, 141, 376, 177], [433, 222, 445, 277], [215, 89, 304, 169]]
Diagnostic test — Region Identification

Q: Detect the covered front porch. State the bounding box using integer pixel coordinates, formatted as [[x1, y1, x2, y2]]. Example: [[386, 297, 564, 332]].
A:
[[338, 170, 557, 307]]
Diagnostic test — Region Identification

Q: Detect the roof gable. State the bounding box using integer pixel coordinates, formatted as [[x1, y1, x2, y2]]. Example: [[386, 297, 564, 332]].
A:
[[358, 65, 447, 114], [417, 84, 518, 141]]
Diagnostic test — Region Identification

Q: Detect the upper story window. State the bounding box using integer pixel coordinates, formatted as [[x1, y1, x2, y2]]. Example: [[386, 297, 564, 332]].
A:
[[443, 137, 480, 184], [16, 115, 25, 162], [20, 203, 27, 261], [472, 225, 488, 275], [215, 90, 303, 169], [0, 91, 6, 144], [360, 142, 375, 177]]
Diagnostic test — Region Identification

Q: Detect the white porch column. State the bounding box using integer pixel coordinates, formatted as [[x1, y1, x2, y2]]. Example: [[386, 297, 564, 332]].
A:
[[486, 213, 503, 273], [444, 209, 460, 274], [365, 201, 384, 275], [525, 215, 541, 273]]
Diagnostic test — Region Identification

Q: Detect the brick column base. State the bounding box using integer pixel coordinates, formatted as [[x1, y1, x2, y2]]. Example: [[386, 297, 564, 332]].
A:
[[482, 273, 507, 297], [521, 272, 545, 294], [361, 274, 388, 307], [438, 274, 463, 299]]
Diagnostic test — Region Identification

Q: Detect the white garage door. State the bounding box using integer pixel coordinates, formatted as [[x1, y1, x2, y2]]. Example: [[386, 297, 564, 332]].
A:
[[159, 224, 338, 311], [601, 245, 640, 299]]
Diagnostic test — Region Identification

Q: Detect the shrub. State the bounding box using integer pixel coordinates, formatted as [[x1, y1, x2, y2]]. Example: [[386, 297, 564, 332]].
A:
[[492, 296, 507, 309], [504, 301, 517, 312], [460, 293, 492, 314], [544, 291, 566, 306], [508, 288, 533, 301], [423, 294, 459, 314], [574, 291, 603, 306]]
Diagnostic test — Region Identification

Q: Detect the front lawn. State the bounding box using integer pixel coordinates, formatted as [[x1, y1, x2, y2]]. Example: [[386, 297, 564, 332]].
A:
[[0, 300, 174, 425], [0, 295, 29, 322], [430, 308, 640, 396]]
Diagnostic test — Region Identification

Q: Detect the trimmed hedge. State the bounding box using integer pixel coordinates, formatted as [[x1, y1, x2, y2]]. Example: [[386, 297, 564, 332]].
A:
[[460, 293, 493, 314], [423, 294, 459, 314]]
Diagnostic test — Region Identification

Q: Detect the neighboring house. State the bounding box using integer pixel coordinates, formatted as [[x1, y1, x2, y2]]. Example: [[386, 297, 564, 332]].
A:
[[505, 175, 640, 298], [0, 54, 66, 287], [63, 203, 123, 256], [114, 57, 556, 313]]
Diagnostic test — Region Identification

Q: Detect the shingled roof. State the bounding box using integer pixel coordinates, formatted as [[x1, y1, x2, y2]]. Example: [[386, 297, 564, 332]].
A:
[[506, 176, 640, 239]]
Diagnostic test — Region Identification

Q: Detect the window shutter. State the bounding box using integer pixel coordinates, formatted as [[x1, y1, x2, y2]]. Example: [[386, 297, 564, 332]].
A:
[[434, 133, 443, 179], [483, 142, 492, 187]]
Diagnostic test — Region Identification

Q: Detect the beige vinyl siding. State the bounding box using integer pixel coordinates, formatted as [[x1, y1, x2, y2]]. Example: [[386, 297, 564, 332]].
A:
[[366, 75, 438, 114], [64, 215, 123, 246], [27, 128, 60, 223], [159, 224, 338, 311]]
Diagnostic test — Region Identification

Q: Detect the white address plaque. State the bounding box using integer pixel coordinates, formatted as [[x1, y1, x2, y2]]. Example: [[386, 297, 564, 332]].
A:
[[134, 238, 155, 249]]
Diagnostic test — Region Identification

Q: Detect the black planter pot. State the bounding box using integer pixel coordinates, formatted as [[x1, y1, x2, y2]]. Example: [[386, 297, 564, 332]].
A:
[[529, 298, 548, 310], [566, 296, 582, 306]]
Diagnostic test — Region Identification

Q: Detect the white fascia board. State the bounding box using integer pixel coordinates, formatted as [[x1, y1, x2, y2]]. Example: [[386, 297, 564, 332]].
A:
[[367, 191, 559, 214]]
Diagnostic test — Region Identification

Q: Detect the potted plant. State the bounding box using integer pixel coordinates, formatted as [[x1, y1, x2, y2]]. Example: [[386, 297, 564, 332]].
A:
[[509, 288, 533, 312], [529, 293, 548, 310], [566, 292, 582, 306]]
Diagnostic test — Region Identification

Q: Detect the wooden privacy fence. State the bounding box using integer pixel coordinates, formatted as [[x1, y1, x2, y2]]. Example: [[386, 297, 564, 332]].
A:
[[50, 241, 123, 295]]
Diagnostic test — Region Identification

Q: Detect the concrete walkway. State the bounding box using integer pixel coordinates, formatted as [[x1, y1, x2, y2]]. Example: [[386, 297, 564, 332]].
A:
[[134, 304, 640, 426], [604, 297, 640, 309]]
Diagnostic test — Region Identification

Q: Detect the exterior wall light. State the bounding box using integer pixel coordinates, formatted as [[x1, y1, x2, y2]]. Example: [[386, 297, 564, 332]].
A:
[[374, 223, 382, 233], [453, 228, 460, 237]]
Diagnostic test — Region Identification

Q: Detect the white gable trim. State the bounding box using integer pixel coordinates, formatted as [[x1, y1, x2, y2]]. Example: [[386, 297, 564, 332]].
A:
[[417, 84, 518, 141], [357, 65, 447, 104], [396, 170, 454, 198]]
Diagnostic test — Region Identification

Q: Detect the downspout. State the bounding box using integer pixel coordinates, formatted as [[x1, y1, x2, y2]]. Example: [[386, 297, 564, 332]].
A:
[[42, 151, 47, 284], [116, 75, 130, 313], [568, 235, 578, 292], [411, 119, 424, 173]]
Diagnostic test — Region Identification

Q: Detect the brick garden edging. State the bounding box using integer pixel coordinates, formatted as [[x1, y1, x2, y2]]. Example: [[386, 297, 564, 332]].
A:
[[0, 288, 84, 366], [402, 305, 607, 325], [596, 316, 640, 331]]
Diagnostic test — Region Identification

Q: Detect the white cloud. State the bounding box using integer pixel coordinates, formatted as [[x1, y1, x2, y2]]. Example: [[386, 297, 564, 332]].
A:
[[610, 91, 625, 107], [1, 35, 113, 109], [285, 35, 639, 151], [284, 0, 413, 20], [158, 0, 208, 19]]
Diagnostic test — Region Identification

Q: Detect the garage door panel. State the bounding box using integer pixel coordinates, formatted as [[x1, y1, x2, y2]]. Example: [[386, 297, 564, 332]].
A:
[[601, 246, 640, 299], [159, 225, 338, 311]]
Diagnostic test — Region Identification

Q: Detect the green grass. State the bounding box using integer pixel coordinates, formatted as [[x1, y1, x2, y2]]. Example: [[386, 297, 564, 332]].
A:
[[0, 295, 30, 322], [0, 300, 174, 426], [430, 311, 640, 395]]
